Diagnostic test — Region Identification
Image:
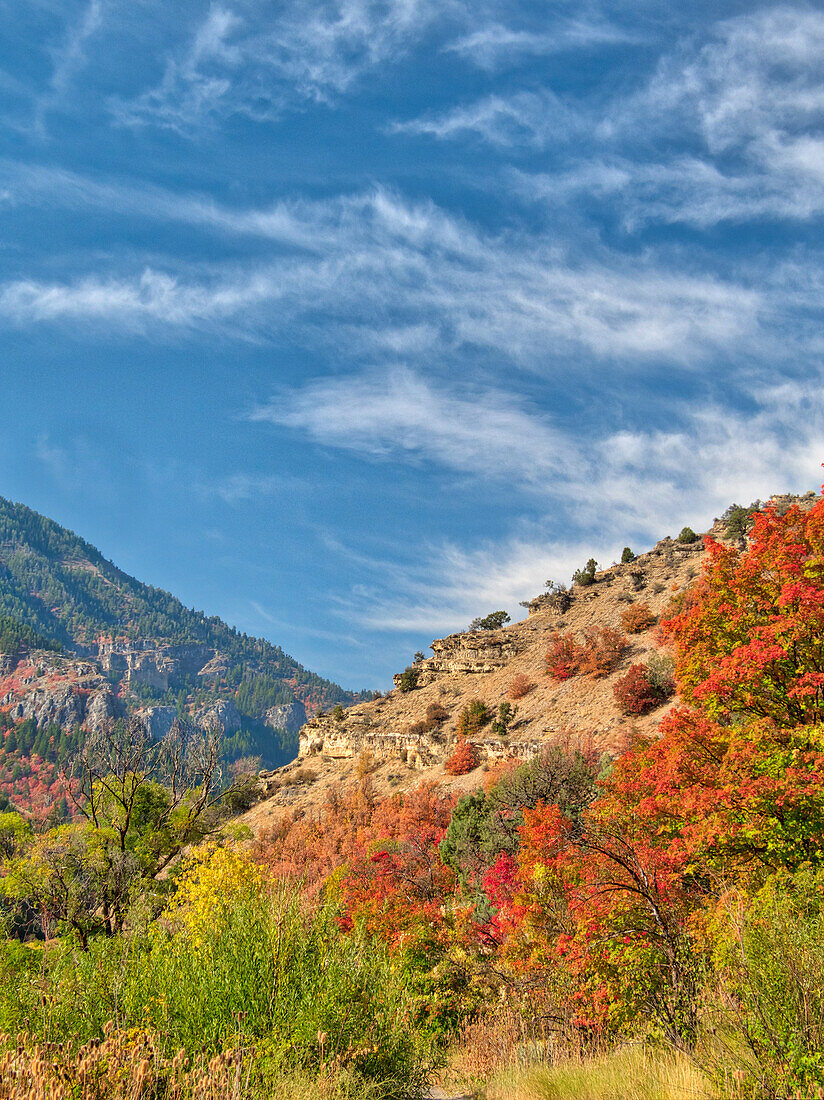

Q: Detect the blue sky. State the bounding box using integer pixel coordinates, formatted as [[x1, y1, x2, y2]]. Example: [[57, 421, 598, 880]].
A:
[[0, 0, 823, 690]]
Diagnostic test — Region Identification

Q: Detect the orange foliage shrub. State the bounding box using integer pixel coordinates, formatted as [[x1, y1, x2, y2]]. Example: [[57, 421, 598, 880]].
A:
[[577, 626, 629, 677], [252, 778, 458, 898], [620, 602, 655, 633], [508, 673, 535, 700], [546, 627, 628, 680], [545, 631, 583, 680], [445, 736, 481, 776]]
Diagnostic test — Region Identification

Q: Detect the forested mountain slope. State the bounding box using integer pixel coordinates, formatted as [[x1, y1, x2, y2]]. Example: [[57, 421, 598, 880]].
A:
[[0, 497, 365, 810]]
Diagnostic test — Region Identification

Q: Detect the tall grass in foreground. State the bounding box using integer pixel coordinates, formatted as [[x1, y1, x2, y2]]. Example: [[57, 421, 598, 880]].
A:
[[0, 1028, 393, 1099], [0, 849, 441, 1099], [487, 1046, 712, 1100]]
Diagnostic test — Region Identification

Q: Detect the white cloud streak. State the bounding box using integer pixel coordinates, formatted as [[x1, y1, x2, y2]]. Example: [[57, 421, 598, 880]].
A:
[[112, 0, 450, 131], [405, 7, 824, 229], [444, 17, 634, 71], [391, 89, 577, 148], [251, 366, 572, 484], [0, 183, 766, 363], [290, 371, 824, 633]]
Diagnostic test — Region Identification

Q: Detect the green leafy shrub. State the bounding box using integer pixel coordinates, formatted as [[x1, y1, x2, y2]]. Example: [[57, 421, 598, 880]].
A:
[[0, 850, 443, 1093], [621, 547, 636, 563], [468, 611, 511, 632], [456, 700, 490, 736], [572, 558, 598, 586], [710, 870, 824, 1097], [490, 702, 517, 738], [439, 743, 598, 879], [677, 526, 698, 544], [397, 667, 420, 693]]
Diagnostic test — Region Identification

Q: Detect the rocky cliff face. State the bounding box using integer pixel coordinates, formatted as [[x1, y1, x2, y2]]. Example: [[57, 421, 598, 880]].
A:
[[193, 698, 242, 734], [393, 629, 528, 689], [0, 652, 119, 733], [138, 705, 178, 740], [242, 518, 729, 833], [265, 700, 307, 734], [95, 642, 216, 692]]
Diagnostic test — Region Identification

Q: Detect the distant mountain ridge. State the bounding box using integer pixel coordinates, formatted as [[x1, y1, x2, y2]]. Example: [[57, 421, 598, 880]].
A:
[[0, 496, 363, 755]]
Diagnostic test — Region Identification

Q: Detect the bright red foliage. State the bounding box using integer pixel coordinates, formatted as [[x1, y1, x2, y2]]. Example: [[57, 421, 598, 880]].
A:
[[613, 663, 664, 714], [444, 737, 480, 776], [661, 496, 824, 726]]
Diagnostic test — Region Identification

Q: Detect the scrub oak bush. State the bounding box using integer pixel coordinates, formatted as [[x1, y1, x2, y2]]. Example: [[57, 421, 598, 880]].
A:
[[578, 627, 628, 677], [546, 627, 628, 680], [425, 703, 449, 725], [613, 654, 675, 714], [508, 674, 535, 700], [545, 632, 583, 680], [620, 602, 655, 634], [445, 737, 480, 776]]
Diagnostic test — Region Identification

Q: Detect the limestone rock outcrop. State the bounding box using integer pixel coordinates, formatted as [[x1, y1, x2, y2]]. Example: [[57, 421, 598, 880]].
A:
[[193, 698, 242, 734], [95, 642, 215, 692], [393, 629, 528, 689], [139, 705, 178, 740], [265, 700, 307, 733], [2, 652, 118, 733]]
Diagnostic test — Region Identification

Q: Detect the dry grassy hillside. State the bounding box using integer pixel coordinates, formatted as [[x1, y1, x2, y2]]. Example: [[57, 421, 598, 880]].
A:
[[241, 513, 750, 835]]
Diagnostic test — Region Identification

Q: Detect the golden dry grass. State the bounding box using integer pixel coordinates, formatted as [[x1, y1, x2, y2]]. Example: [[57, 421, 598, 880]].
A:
[[487, 1046, 713, 1100]]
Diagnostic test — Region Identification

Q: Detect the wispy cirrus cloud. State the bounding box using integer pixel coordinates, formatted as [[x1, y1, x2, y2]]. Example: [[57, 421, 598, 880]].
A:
[[254, 368, 824, 520], [404, 6, 824, 231], [282, 370, 824, 633], [444, 16, 635, 71], [251, 366, 572, 485], [390, 89, 577, 148], [111, 0, 451, 132], [0, 184, 766, 364]]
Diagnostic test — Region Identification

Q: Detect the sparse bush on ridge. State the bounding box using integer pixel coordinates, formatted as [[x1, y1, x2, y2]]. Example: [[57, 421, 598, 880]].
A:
[[425, 702, 449, 725], [571, 558, 598, 587], [722, 500, 760, 540], [397, 667, 420, 692], [469, 610, 511, 632]]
